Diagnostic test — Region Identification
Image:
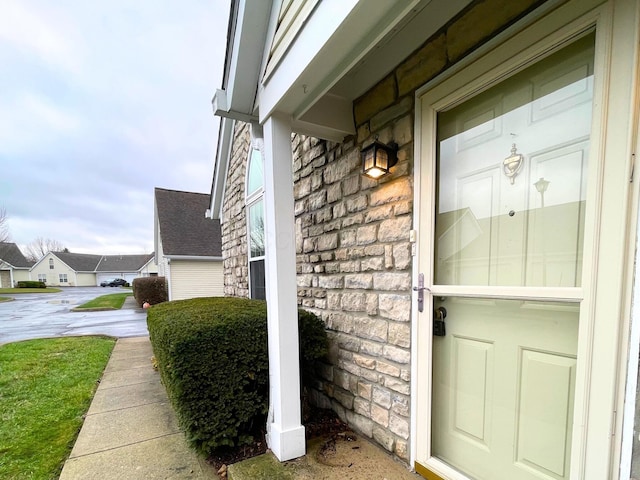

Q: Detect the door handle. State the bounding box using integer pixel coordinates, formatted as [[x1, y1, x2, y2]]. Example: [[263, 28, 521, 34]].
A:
[[412, 273, 430, 312]]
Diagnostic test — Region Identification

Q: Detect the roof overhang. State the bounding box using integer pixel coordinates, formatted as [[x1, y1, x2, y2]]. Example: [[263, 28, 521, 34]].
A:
[[212, 0, 271, 122], [214, 0, 473, 142]]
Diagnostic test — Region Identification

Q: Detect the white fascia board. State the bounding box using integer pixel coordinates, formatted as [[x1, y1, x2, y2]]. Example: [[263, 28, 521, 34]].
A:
[[164, 255, 223, 261], [259, 0, 421, 124], [0, 260, 16, 269], [29, 252, 52, 271], [223, 0, 272, 117], [210, 117, 235, 220], [139, 258, 155, 271]]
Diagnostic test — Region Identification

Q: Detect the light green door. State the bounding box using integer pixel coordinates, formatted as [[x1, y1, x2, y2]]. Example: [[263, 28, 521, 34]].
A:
[[423, 34, 595, 480]]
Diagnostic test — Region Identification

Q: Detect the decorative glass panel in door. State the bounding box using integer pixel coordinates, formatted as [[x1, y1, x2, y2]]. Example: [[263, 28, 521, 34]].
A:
[[431, 33, 594, 480]]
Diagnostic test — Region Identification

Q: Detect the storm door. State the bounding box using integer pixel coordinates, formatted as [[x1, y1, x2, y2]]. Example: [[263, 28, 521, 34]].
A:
[[416, 33, 595, 480]]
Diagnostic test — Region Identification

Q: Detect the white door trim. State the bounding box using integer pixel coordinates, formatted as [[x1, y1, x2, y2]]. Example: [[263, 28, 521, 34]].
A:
[[409, 0, 640, 478]]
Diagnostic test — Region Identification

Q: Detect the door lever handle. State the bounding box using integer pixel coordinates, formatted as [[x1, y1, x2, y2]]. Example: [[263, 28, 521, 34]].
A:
[[413, 273, 429, 312]]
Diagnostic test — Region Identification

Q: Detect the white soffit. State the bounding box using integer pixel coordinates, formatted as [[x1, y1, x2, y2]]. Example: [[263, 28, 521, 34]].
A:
[[329, 0, 474, 100]]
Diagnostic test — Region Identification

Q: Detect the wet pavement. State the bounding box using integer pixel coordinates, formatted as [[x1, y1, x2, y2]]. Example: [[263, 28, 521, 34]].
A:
[[0, 287, 148, 345]]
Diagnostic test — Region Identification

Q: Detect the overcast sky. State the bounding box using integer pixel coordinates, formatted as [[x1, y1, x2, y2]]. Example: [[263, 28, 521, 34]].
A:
[[0, 0, 230, 255]]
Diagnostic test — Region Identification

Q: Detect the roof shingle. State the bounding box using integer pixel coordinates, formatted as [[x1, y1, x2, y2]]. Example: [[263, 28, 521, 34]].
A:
[[155, 188, 222, 257], [0, 242, 32, 268], [95, 254, 154, 272], [51, 252, 155, 272]]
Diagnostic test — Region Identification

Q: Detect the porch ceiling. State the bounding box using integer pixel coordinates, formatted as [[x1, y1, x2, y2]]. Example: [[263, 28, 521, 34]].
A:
[[271, 0, 473, 142]]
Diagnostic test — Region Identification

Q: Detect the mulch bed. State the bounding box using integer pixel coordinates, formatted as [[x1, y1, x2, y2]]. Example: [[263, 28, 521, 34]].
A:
[[208, 406, 349, 477]]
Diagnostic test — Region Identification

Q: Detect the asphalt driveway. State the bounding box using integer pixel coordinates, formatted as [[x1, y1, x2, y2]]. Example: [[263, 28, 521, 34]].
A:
[[0, 287, 148, 345]]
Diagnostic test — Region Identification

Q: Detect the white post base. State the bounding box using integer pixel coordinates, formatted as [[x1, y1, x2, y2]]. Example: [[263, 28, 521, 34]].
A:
[[267, 423, 306, 461]]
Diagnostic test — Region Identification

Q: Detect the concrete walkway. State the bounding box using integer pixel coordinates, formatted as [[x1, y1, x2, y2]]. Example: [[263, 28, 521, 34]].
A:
[[59, 336, 216, 480]]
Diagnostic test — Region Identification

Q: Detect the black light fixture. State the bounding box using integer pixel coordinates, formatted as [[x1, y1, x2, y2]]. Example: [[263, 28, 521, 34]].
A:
[[361, 138, 398, 179]]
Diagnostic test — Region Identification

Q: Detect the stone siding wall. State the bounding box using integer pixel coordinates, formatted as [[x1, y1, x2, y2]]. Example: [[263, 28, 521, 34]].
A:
[[219, 0, 547, 464], [293, 129, 414, 461], [221, 121, 251, 298]]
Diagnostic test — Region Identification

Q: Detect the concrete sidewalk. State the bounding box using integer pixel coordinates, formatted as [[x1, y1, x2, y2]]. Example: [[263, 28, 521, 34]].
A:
[[59, 336, 216, 480]]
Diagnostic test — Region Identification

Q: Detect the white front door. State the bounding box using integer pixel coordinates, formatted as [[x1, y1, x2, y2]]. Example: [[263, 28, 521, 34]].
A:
[[415, 23, 603, 480]]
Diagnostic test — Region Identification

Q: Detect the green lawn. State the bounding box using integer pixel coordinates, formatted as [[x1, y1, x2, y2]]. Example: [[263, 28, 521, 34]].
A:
[[75, 292, 132, 310], [0, 336, 116, 479], [0, 288, 62, 294], [0, 296, 12, 302]]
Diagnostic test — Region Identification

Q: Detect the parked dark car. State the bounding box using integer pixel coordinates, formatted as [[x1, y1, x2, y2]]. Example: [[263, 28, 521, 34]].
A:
[[100, 278, 127, 287]]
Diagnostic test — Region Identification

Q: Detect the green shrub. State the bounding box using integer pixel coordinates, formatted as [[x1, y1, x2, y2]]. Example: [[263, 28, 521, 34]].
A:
[[17, 281, 46, 289], [147, 297, 327, 455], [132, 276, 167, 307]]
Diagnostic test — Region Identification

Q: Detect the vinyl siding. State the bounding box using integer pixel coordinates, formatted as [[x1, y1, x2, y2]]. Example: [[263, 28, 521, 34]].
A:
[[76, 273, 96, 287], [169, 260, 223, 301], [13, 270, 30, 283], [264, 0, 319, 79], [30, 253, 79, 286]]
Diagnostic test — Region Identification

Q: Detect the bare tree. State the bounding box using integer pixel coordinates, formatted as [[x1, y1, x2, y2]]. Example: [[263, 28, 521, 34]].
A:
[[25, 237, 68, 262], [0, 207, 10, 243]]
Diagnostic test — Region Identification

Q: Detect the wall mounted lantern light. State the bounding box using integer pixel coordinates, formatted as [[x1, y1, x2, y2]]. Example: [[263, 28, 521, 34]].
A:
[[361, 139, 398, 179]]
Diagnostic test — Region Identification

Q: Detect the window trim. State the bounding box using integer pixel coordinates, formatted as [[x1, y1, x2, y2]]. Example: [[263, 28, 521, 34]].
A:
[[246, 131, 266, 300]]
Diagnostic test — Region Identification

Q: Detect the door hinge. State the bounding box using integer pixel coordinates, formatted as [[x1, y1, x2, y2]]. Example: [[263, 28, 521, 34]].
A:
[[630, 153, 635, 183]]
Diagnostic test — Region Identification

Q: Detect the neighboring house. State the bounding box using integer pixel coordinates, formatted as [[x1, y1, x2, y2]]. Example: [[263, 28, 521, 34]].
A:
[[154, 187, 223, 301], [207, 0, 640, 479], [0, 242, 32, 287], [30, 251, 156, 286]]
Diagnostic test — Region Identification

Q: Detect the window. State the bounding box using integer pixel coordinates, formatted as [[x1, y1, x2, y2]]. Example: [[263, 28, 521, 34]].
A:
[[246, 141, 266, 300], [49, 258, 54, 269], [59, 274, 68, 283], [38, 274, 46, 282]]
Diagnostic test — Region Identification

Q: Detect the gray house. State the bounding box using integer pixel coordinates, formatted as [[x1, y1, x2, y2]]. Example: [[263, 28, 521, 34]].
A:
[[154, 187, 223, 301], [0, 242, 32, 287]]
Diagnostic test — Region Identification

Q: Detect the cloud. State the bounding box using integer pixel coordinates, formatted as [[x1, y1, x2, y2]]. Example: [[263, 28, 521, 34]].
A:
[[0, 0, 230, 255], [0, 2, 84, 76]]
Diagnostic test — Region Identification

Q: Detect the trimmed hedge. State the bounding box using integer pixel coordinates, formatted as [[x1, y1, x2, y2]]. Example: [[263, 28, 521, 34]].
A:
[[147, 297, 327, 455], [132, 276, 167, 307], [17, 281, 46, 288]]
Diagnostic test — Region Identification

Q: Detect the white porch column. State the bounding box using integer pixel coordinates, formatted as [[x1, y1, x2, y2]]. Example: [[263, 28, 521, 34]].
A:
[[262, 113, 305, 461]]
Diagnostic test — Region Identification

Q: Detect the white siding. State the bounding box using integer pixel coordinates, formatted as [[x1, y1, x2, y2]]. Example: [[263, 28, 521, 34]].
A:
[[13, 270, 30, 283], [30, 253, 81, 286], [76, 273, 96, 287], [169, 260, 223, 301], [265, 0, 319, 79]]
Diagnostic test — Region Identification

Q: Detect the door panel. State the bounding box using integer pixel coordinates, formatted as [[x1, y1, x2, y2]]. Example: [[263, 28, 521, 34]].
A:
[[516, 349, 576, 478], [432, 298, 578, 480]]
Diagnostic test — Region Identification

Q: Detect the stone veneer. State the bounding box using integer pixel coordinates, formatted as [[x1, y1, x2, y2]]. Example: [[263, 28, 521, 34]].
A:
[[220, 0, 546, 464], [221, 122, 251, 298]]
